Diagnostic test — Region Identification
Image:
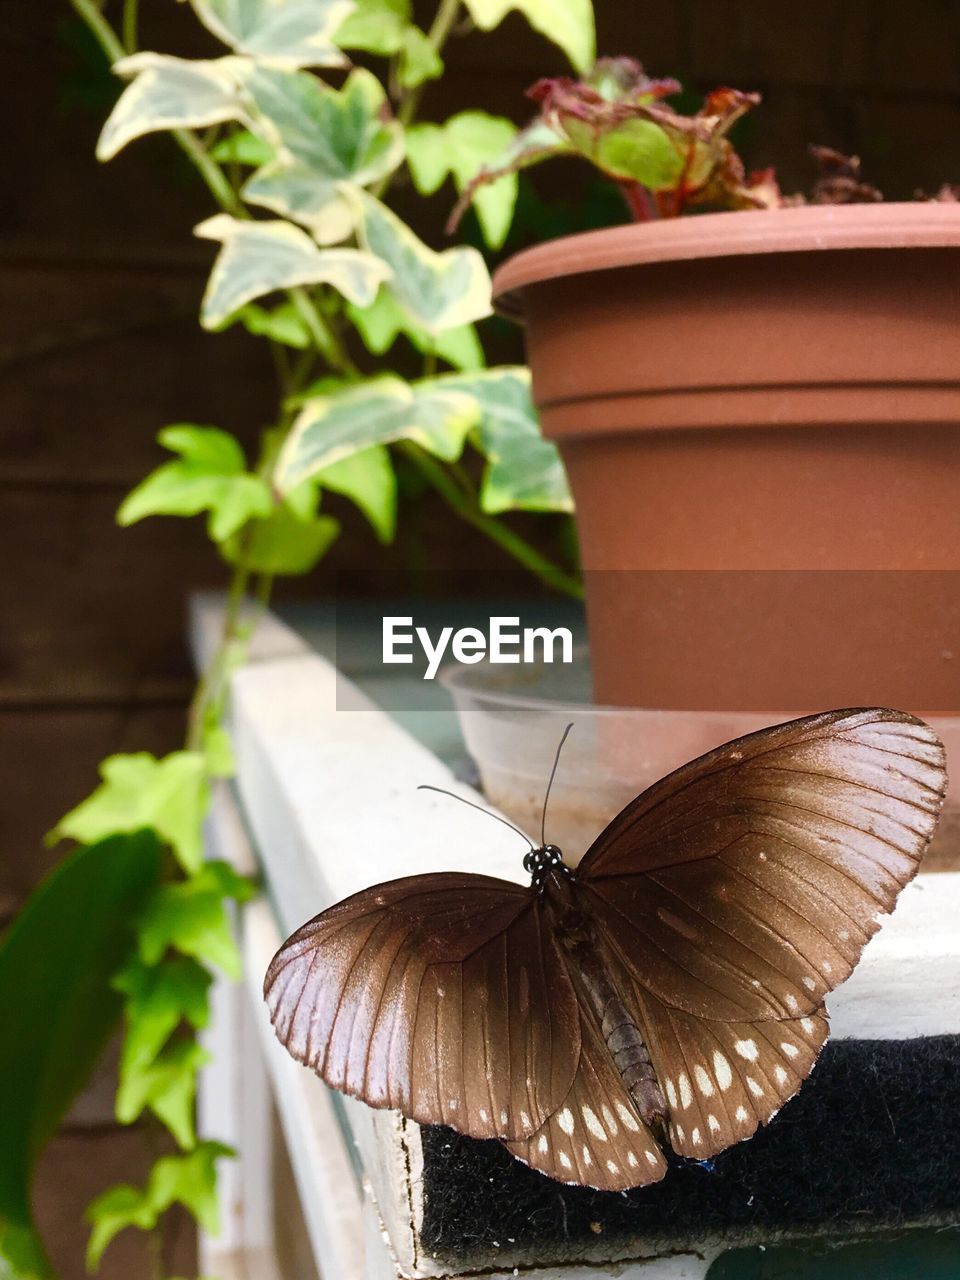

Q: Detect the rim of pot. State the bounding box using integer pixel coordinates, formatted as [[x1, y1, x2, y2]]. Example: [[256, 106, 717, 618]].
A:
[[492, 202, 960, 322]]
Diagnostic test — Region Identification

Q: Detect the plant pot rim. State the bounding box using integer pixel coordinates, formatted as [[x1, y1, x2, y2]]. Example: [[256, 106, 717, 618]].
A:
[[492, 202, 960, 321]]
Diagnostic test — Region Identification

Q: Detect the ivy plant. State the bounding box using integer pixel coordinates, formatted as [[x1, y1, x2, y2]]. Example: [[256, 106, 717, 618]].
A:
[[0, 1, 593, 1276]]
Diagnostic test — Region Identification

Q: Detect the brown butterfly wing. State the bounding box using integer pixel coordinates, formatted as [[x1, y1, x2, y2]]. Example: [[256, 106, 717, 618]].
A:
[[631, 980, 830, 1159], [264, 872, 581, 1140], [504, 1003, 668, 1191], [578, 709, 946, 1022]]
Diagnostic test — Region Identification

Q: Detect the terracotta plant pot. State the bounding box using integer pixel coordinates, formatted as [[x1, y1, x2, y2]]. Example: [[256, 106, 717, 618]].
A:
[[493, 204, 960, 716]]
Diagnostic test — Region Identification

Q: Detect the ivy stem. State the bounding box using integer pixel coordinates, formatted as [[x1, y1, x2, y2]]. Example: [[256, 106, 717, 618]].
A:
[[398, 442, 584, 600], [122, 0, 139, 53], [397, 0, 462, 128]]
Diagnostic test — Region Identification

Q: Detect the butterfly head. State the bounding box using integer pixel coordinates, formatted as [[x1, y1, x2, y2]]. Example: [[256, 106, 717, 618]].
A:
[[523, 843, 567, 887]]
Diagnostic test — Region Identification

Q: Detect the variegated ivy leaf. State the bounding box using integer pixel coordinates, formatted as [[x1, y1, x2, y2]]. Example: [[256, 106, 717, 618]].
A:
[[462, 0, 595, 73], [97, 54, 247, 162], [352, 191, 491, 337], [347, 288, 484, 370], [189, 0, 354, 67], [276, 376, 478, 492], [335, 0, 410, 54], [441, 367, 573, 513], [407, 112, 518, 248], [238, 66, 404, 242], [315, 446, 397, 543], [195, 214, 390, 329]]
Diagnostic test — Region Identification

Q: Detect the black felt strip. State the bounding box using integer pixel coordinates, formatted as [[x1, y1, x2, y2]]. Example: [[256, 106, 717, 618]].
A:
[[420, 1035, 960, 1264]]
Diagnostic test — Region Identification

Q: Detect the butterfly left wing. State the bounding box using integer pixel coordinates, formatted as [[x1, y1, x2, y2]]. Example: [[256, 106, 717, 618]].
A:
[[577, 709, 946, 1023], [264, 872, 581, 1141], [504, 1002, 668, 1191], [630, 981, 830, 1159]]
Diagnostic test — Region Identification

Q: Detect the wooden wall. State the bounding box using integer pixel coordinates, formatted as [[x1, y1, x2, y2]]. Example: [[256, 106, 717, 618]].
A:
[[4, 2, 960, 1275]]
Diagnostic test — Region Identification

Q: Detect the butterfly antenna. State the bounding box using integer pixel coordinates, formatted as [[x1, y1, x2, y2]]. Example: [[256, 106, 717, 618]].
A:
[[417, 785, 533, 849], [541, 722, 574, 846]]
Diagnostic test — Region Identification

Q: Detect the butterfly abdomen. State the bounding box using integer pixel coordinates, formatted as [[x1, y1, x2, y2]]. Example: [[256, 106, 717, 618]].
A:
[[551, 881, 667, 1132]]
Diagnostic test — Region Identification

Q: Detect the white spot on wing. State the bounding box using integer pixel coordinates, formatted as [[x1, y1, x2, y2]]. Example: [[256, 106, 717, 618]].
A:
[[538, 1134, 548, 1153], [694, 1065, 715, 1097], [627, 1151, 639, 1168], [713, 1051, 732, 1091], [558, 1108, 574, 1135], [735, 1038, 758, 1061], [645, 1150, 659, 1166], [601, 1104, 618, 1135], [665, 1078, 678, 1109], [800, 1018, 815, 1035], [582, 1106, 606, 1141], [679, 1073, 693, 1109], [559, 1151, 572, 1170], [708, 1113, 720, 1134], [617, 1102, 640, 1132], [781, 1041, 800, 1059], [747, 1076, 763, 1097], [606, 1159, 619, 1174], [500, 1109, 508, 1126], [692, 1127, 702, 1146], [520, 1109, 531, 1128], [582, 1145, 592, 1166], [735, 1105, 749, 1122], [479, 1108, 489, 1123], [774, 1065, 789, 1086], [785, 993, 799, 1013], [802, 976, 817, 991]]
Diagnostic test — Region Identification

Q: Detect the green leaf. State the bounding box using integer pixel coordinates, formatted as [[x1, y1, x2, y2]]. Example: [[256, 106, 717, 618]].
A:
[[567, 113, 683, 187], [86, 1184, 157, 1273], [235, 301, 312, 348], [221, 487, 340, 575], [239, 66, 404, 242], [316, 446, 396, 543], [118, 424, 274, 543], [443, 367, 573, 513], [86, 1142, 233, 1271], [116, 1039, 210, 1149], [96, 54, 246, 162], [137, 863, 254, 979], [148, 1141, 233, 1236], [195, 214, 390, 329], [0, 1220, 54, 1280], [462, 0, 595, 72], [209, 128, 274, 166], [398, 26, 443, 89], [202, 722, 236, 777], [276, 376, 478, 491], [335, 0, 410, 54], [353, 192, 491, 337], [189, 0, 353, 67], [0, 834, 162, 1277], [50, 751, 210, 876], [347, 288, 484, 370], [114, 957, 212, 1080], [408, 112, 519, 248]]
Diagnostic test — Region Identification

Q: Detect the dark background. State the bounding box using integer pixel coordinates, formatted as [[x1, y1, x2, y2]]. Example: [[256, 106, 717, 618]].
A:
[[4, 2, 960, 1274]]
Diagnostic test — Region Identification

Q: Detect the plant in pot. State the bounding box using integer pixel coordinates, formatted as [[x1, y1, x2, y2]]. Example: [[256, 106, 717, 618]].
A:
[[0, 1, 594, 1273], [453, 58, 960, 734]]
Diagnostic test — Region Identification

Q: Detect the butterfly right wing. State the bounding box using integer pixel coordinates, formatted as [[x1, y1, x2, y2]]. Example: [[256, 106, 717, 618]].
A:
[[504, 1001, 668, 1191], [264, 872, 581, 1141]]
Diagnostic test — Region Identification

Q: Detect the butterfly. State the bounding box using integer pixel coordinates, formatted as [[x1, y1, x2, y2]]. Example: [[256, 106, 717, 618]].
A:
[[263, 708, 945, 1191]]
